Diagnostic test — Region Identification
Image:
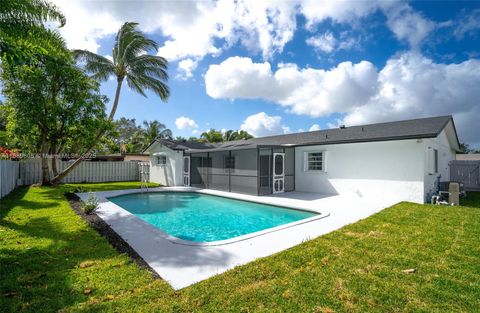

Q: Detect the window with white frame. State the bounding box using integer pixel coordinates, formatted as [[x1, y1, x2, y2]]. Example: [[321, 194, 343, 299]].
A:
[[305, 151, 324, 171], [156, 155, 167, 166]]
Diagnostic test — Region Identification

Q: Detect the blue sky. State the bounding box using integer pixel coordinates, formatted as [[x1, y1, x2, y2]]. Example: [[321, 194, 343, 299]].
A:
[[50, 1, 480, 146]]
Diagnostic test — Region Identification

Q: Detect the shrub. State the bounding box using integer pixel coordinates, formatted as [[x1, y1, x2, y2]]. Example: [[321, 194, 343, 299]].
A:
[[74, 186, 87, 193], [83, 193, 99, 214]]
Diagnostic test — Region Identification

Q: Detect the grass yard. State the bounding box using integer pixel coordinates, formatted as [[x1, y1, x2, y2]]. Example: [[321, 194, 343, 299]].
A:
[[1, 182, 479, 312]]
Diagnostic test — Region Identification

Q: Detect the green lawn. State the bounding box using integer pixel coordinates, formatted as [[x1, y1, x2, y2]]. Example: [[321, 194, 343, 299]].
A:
[[1, 182, 479, 312]]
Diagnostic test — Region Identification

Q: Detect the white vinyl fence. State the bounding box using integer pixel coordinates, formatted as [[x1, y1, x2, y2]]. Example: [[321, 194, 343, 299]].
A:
[[0, 160, 20, 199], [0, 159, 147, 199]]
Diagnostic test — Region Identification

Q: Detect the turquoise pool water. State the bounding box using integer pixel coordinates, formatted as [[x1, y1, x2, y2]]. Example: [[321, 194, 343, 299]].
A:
[[108, 192, 317, 242]]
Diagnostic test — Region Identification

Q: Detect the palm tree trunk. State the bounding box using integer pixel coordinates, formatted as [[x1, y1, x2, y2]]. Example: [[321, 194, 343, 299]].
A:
[[49, 78, 123, 184], [109, 77, 123, 120]]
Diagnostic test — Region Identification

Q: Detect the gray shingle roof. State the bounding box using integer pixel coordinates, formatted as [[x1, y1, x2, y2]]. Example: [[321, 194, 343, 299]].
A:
[[149, 116, 457, 153]]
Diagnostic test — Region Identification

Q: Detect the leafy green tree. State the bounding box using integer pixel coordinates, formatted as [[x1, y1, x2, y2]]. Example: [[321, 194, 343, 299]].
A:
[[0, 104, 11, 147], [98, 118, 141, 153], [115, 118, 142, 145], [459, 142, 472, 154], [51, 22, 170, 183], [97, 119, 172, 153], [1, 57, 108, 183], [0, 0, 67, 63]]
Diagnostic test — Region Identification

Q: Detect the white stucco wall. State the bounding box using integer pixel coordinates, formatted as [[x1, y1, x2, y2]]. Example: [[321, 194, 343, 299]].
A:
[[146, 142, 183, 186], [423, 128, 457, 200], [295, 139, 426, 204]]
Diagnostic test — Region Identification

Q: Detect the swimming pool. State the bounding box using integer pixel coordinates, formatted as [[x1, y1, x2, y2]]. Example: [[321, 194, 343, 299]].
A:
[[108, 192, 317, 242]]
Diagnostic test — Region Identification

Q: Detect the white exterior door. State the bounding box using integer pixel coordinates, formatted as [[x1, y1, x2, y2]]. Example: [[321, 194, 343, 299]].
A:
[[273, 153, 285, 193], [183, 156, 190, 186]]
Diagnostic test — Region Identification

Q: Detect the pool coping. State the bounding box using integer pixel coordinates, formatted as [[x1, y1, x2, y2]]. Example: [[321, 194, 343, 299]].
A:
[[104, 190, 330, 247], [75, 187, 390, 289]]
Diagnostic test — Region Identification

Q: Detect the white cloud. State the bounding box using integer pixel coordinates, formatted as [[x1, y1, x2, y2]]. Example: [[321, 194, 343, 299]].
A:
[[301, 1, 434, 49], [175, 116, 198, 130], [384, 3, 435, 48], [306, 32, 336, 53], [205, 53, 480, 146], [453, 9, 480, 39], [51, 0, 121, 53], [228, 1, 297, 59], [340, 53, 480, 145], [49, 0, 438, 86], [300, 0, 382, 27], [176, 58, 199, 80], [240, 112, 290, 137], [205, 56, 378, 117], [307, 31, 361, 54], [205, 57, 284, 100], [309, 124, 321, 131]]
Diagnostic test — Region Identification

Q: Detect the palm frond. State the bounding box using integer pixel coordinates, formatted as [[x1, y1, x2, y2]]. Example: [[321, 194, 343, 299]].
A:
[[125, 74, 147, 97], [127, 75, 169, 101], [114, 24, 158, 65], [73, 50, 115, 81], [128, 55, 168, 80], [113, 22, 142, 64]]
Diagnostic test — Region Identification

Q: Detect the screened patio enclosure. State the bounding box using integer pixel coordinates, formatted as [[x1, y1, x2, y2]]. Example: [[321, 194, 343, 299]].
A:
[[185, 147, 295, 196]]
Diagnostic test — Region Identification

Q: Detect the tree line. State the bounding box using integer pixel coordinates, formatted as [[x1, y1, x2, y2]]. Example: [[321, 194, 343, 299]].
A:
[[99, 119, 254, 154]]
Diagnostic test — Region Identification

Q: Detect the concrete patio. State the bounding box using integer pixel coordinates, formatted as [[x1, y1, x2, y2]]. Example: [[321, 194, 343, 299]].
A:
[[77, 187, 396, 289]]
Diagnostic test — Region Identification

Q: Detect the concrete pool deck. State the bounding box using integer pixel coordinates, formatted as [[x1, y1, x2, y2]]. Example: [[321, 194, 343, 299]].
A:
[[77, 187, 396, 289]]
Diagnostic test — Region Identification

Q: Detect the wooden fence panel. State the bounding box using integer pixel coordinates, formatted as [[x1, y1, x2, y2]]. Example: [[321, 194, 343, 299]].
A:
[[450, 160, 480, 190], [0, 160, 19, 199]]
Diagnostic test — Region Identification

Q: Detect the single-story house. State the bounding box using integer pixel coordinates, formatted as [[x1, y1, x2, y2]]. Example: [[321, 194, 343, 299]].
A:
[[144, 116, 460, 204]]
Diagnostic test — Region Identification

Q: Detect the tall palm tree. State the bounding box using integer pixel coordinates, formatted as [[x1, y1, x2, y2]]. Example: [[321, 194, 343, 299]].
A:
[[72, 22, 169, 120], [51, 22, 169, 183]]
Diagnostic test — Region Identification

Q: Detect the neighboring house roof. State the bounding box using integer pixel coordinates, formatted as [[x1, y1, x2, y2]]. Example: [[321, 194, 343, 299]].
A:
[[145, 116, 460, 153], [456, 153, 480, 161], [123, 153, 150, 156], [143, 139, 215, 152]]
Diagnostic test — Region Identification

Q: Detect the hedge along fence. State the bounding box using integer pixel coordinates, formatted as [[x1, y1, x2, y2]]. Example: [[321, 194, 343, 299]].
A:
[[0, 160, 19, 199], [0, 159, 147, 198]]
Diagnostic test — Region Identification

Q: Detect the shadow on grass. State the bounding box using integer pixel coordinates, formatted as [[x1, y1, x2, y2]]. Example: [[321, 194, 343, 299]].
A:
[[0, 186, 134, 312], [460, 191, 480, 208], [0, 183, 234, 312]]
